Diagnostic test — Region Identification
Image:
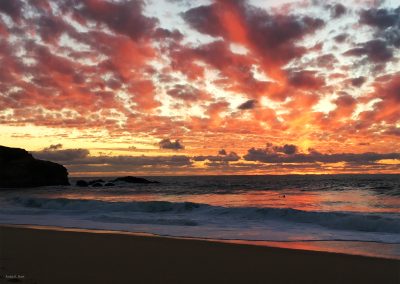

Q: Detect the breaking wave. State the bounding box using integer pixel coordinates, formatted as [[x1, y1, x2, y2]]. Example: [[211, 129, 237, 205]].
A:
[[11, 197, 400, 234]]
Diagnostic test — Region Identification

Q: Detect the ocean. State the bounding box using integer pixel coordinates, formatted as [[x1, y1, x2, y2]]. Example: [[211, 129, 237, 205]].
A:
[[1, 174, 399, 259]]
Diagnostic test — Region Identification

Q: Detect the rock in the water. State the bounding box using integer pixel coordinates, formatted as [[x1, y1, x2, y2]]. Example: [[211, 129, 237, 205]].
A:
[[76, 180, 89, 187], [88, 179, 105, 185], [111, 176, 157, 184], [0, 145, 69, 188]]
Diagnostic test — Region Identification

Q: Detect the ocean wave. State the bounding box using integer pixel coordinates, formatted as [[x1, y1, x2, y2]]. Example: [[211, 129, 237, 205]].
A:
[[11, 197, 202, 213], [10, 197, 400, 234], [90, 215, 198, 226]]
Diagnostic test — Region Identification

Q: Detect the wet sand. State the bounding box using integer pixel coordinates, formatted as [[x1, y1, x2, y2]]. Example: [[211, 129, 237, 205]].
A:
[[0, 225, 399, 284]]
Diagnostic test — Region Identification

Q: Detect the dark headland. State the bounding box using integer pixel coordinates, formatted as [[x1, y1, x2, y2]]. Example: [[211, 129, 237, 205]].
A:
[[0, 145, 69, 188]]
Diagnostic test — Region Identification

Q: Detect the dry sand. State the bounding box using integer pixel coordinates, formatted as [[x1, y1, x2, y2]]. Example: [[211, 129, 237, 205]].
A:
[[0, 225, 399, 284]]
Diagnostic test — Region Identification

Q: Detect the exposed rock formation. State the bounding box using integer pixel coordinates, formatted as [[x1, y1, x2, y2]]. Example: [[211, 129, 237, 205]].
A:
[[0, 146, 70, 188], [111, 176, 158, 184], [75, 177, 157, 188], [76, 180, 89, 187], [88, 179, 105, 185]]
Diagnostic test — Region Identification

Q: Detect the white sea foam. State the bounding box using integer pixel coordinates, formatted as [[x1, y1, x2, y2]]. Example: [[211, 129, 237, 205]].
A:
[[0, 196, 398, 245]]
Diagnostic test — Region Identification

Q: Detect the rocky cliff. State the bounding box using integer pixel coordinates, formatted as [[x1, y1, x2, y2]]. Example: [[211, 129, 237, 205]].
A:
[[0, 145, 69, 188]]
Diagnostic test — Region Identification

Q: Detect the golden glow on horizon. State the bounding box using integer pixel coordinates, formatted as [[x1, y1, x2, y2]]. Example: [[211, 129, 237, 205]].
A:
[[377, 159, 400, 165]]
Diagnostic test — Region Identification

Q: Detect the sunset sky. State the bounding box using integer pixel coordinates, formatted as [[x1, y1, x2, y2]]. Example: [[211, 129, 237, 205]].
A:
[[0, 0, 399, 175]]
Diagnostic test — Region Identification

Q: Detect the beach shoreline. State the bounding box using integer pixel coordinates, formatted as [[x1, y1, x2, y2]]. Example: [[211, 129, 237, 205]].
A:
[[1, 225, 399, 284], [1, 224, 399, 260]]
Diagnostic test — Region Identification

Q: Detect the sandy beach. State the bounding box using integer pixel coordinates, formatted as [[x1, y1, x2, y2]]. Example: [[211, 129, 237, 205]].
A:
[[0, 225, 399, 284]]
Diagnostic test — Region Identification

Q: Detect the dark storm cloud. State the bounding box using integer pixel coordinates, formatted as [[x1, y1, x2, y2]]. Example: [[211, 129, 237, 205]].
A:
[[343, 40, 393, 63], [330, 4, 346, 18], [159, 138, 185, 150], [333, 33, 348, 43], [0, 0, 23, 21], [244, 147, 400, 164], [44, 144, 63, 151], [64, 154, 194, 174], [31, 142, 192, 170], [360, 6, 400, 47], [31, 146, 193, 170], [335, 94, 357, 108], [238, 99, 257, 110], [287, 70, 325, 89], [66, 154, 192, 167], [193, 151, 240, 162], [351, 77, 366, 87], [241, 143, 299, 162], [182, 5, 221, 37], [166, 84, 209, 102], [153, 27, 184, 41], [31, 148, 90, 162], [315, 54, 338, 68], [360, 7, 399, 29], [35, 13, 74, 44], [75, 0, 158, 41], [272, 144, 298, 155]]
